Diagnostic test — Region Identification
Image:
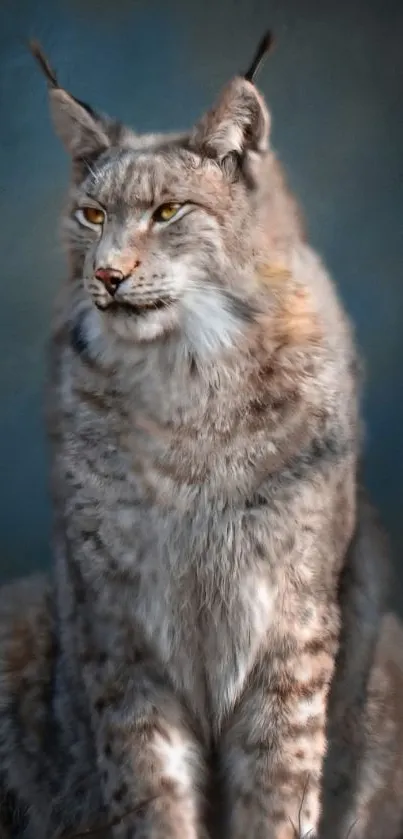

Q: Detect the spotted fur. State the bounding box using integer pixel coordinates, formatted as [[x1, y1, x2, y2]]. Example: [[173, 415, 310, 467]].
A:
[[0, 46, 402, 839]]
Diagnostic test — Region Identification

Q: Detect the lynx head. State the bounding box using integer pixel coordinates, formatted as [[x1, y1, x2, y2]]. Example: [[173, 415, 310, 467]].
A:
[[32, 36, 301, 358]]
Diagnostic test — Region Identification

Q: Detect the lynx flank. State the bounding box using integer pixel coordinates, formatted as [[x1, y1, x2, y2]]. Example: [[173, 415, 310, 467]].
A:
[[0, 38, 402, 839]]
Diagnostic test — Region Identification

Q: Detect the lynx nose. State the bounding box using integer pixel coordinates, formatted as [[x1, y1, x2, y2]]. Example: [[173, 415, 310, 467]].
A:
[[94, 267, 126, 296]]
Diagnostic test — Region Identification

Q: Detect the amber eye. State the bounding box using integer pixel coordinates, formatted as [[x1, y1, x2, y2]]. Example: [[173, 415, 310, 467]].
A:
[[152, 203, 181, 223], [79, 206, 105, 226]]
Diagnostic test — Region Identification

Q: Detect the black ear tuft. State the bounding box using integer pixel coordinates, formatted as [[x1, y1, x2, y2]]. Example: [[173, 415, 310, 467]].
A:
[[29, 39, 59, 88], [189, 32, 275, 171], [29, 40, 111, 161], [244, 31, 274, 84]]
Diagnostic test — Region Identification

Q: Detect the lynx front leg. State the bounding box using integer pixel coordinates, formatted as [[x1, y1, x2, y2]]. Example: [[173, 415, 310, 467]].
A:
[[87, 663, 204, 839], [221, 645, 336, 839]]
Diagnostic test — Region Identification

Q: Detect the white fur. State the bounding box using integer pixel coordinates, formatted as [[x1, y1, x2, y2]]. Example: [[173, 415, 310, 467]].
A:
[[217, 574, 275, 722], [182, 286, 244, 359], [295, 690, 326, 725], [152, 728, 202, 794]]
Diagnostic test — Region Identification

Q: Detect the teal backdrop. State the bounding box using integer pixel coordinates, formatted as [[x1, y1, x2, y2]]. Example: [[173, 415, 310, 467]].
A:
[[0, 0, 402, 607]]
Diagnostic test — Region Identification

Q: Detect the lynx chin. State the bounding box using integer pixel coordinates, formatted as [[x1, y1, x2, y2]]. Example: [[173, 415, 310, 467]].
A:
[[0, 35, 402, 839]]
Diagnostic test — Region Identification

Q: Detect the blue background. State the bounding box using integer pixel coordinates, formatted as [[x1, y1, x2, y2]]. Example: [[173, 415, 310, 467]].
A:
[[0, 0, 402, 607]]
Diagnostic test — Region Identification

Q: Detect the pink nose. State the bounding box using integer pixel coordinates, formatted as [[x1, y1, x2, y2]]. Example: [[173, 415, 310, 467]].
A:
[[94, 267, 125, 296]]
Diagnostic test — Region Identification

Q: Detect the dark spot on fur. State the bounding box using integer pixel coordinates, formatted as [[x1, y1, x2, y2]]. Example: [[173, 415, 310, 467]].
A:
[[113, 782, 128, 803], [75, 587, 87, 607], [271, 809, 287, 824], [238, 791, 254, 808], [189, 355, 198, 376], [95, 697, 107, 714], [70, 314, 94, 364], [288, 717, 323, 738], [271, 766, 311, 788], [245, 492, 268, 510], [295, 675, 327, 699], [107, 558, 119, 574], [223, 291, 256, 323], [302, 637, 326, 656], [158, 777, 177, 796], [248, 397, 266, 416]]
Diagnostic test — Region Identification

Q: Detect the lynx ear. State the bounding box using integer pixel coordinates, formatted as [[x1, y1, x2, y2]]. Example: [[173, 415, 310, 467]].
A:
[[190, 31, 273, 176], [29, 40, 110, 160], [49, 88, 110, 159], [190, 77, 270, 164]]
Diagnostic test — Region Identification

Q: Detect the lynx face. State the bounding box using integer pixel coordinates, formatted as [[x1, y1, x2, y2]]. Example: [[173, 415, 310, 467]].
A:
[[66, 140, 254, 350], [40, 71, 273, 357]]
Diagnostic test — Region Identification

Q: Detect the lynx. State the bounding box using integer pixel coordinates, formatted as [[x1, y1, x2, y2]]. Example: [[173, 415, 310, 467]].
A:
[[0, 36, 402, 839]]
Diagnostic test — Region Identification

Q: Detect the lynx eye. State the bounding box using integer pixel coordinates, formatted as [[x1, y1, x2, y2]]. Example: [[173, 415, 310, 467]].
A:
[[152, 203, 181, 223], [77, 206, 105, 226]]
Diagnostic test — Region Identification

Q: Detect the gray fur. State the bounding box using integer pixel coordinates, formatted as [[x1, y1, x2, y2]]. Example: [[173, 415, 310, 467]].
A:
[[0, 53, 402, 839]]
